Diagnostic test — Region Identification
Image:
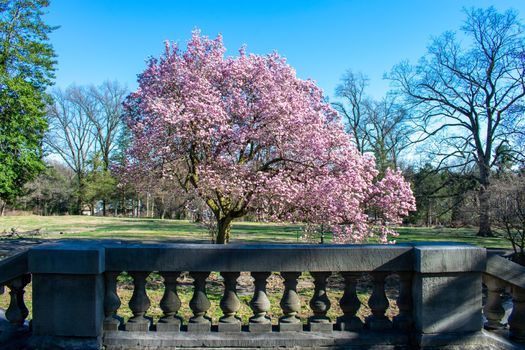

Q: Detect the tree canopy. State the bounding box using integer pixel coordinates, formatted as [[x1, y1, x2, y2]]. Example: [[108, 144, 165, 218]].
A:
[[0, 0, 56, 213], [123, 31, 415, 244]]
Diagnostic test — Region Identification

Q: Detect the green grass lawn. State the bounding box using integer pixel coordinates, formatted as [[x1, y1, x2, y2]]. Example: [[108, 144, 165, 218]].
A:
[[0, 214, 512, 248]]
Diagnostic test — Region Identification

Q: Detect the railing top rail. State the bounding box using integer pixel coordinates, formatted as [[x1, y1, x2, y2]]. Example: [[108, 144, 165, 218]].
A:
[[25, 240, 486, 274], [0, 250, 28, 286], [485, 254, 525, 290], [104, 243, 415, 272]]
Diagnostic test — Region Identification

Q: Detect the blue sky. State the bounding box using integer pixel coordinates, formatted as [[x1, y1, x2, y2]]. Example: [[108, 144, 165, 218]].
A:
[[45, 0, 525, 101]]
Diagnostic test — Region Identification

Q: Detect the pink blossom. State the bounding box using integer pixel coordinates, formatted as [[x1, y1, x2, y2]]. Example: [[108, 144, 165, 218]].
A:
[[122, 31, 416, 243]]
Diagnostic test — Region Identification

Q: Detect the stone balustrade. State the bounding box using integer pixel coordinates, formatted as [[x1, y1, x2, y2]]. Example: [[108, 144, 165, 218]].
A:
[[483, 252, 525, 344], [0, 241, 524, 349]]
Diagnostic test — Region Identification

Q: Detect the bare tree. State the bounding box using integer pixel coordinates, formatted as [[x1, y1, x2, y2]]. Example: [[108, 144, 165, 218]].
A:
[[71, 82, 127, 215], [363, 96, 412, 174], [490, 175, 525, 265], [333, 70, 412, 174], [388, 7, 525, 236], [45, 86, 96, 213], [84, 81, 127, 170], [332, 70, 370, 153]]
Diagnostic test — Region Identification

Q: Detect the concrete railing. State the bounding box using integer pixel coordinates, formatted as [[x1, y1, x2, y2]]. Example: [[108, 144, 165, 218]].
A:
[[483, 251, 525, 344], [1, 241, 524, 349]]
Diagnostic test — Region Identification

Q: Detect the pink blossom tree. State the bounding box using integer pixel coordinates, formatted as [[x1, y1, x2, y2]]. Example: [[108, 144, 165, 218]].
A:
[[123, 31, 416, 244]]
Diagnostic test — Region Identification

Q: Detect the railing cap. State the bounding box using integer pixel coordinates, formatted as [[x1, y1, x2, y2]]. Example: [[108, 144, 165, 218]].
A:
[[28, 241, 105, 275], [0, 250, 28, 285], [413, 244, 486, 273]]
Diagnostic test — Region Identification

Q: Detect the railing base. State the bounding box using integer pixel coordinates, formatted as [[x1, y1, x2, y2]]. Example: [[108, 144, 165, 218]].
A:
[[26, 335, 101, 350], [101, 330, 525, 350], [103, 330, 410, 349], [482, 330, 525, 350], [0, 325, 30, 350]]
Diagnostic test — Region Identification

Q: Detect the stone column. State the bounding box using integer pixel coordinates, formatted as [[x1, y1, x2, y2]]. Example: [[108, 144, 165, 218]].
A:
[[249, 271, 272, 332], [279, 272, 302, 332], [103, 271, 122, 331], [482, 274, 505, 330], [218, 272, 241, 332], [366, 272, 392, 330], [125, 271, 152, 331], [157, 271, 182, 332], [5, 274, 31, 327], [308, 271, 332, 332], [188, 271, 211, 332], [393, 272, 412, 331], [510, 286, 525, 343], [337, 272, 363, 331], [412, 245, 485, 348]]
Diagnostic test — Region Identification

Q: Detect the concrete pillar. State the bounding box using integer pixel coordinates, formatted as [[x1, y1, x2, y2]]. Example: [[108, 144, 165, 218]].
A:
[[27, 242, 105, 350], [411, 244, 486, 348]]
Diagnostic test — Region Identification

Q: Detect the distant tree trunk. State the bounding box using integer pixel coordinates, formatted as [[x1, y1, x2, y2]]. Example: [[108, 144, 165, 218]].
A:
[[151, 199, 155, 218], [478, 186, 493, 237], [426, 201, 432, 227], [477, 165, 493, 237], [146, 193, 150, 217], [0, 201, 5, 216], [216, 216, 233, 244], [102, 200, 107, 216], [76, 174, 84, 215], [135, 195, 141, 217], [76, 196, 82, 215]]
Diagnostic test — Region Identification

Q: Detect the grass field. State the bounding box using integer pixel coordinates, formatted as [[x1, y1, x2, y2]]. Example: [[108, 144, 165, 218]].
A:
[[0, 214, 512, 248]]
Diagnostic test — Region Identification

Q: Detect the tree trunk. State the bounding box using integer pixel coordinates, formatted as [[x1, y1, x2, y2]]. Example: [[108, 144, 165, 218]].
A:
[[76, 196, 82, 215], [146, 193, 150, 217], [151, 199, 155, 218], [102, 199, 107, 216], [0, 201, 5, 216], [76, 174, 84, 215], [216, 217, 233, 244], [477, 166, 493, 237], [478, 185, 493, 236]]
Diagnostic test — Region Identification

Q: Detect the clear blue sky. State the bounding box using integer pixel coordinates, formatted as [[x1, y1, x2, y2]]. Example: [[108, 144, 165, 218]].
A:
[[45, 0, 525, 100]]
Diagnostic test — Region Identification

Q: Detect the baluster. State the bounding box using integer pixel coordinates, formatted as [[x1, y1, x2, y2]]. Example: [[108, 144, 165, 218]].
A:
[[366, 272, 392, 330], [157, 272, 182, 332], [308, 271, 332, 332], [188, 271, 211, 332], [279, 272, 302, 332], [482, 275, 506, 330], [103, 271, 122, 331], [219, 272, 241, 332], [125, 271, 151, 331], [337, 272, 363, 331], [5, 274, 31, 327], [510, 286, 525, 343], [393, 272, 412, 330], [249, 271, 272, 332]]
